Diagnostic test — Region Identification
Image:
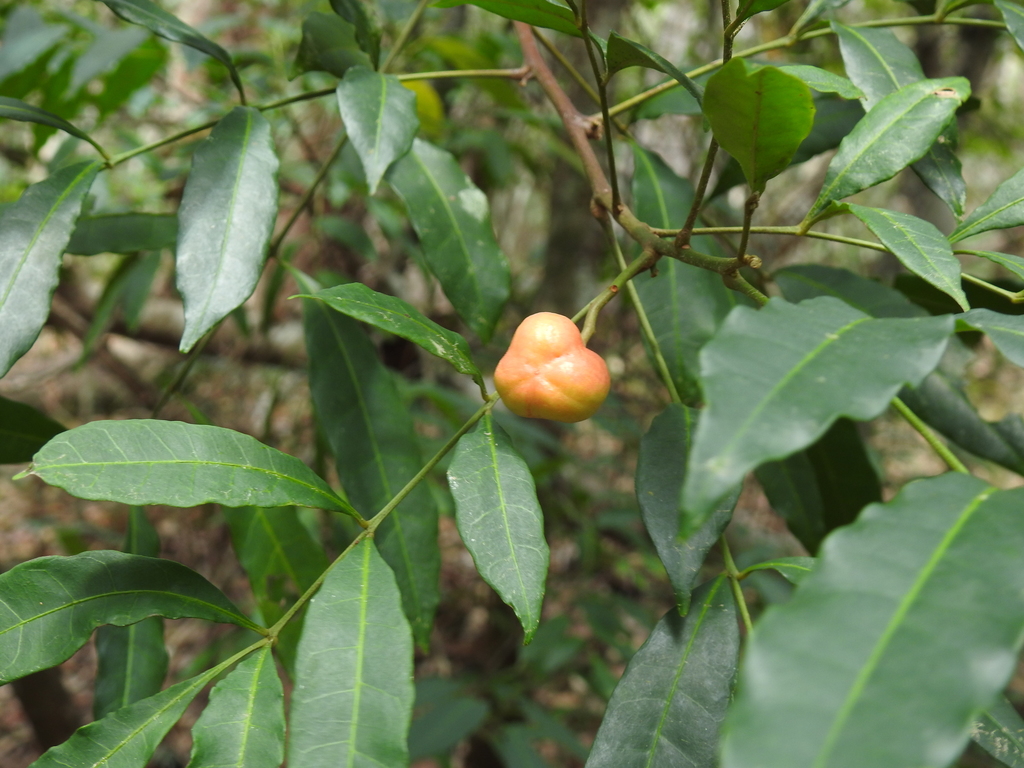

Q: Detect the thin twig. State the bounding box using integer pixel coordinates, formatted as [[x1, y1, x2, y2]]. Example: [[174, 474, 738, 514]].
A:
[[892, 396, 969, 474]]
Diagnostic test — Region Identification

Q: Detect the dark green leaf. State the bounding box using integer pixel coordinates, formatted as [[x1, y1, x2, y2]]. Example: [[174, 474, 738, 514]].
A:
[[605, 33, 702, 105], [791, 0, 854, 35], [682, 297, 953, 528], [789, 97, 864, 166], [0, 96, 107, 157], [447, 414, 549, 641], [297, 282, 482, 382], [176, 106, 279, 352], [223, 506, 327, 598], [832, 23, 965, 217], [335, 67, 418, 193], [969, 250, 1024, 282], [33, 665, 221, 768], [637, 404, 734, 613], [806, 77, 969, 221], [721, 474, 1024, 768], [973, 697, 1024, 768], [777, 65, 863, 99], [997, 0, 1024, 60], [300, 273, 439, 647], [843, 203, 968, 309], [741, 557, 816, 584], [804, 418, 882, 532], [0, 550, 258, 684], [586, 577, 739, 768], [950, 167, 1024, 243], [99, 0, 244, 99], [187, 647, 285, 768], [330, 0, 381, 68], [432, 0, 580, 38], [630, 145, 745, 405], [755, 453, 826, 551], [704, 58, 815, 193], [774, 264, 926, 318], [292, 13, 372, 80], [960, 308, 1024, 367], [67, 212, 177, 255], [737, 0, 793, 21], [0, 396, 65, 464], [409, 683, 490, 760], [94, 508, 168, 719], [289, 538, 414, 768], [25, 419, 352, 514], [388, 138, 510, 342], [0, 160, 101, 377]]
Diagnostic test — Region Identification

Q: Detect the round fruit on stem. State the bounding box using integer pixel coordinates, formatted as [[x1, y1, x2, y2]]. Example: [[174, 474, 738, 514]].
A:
[[494, 312, 611, 423]]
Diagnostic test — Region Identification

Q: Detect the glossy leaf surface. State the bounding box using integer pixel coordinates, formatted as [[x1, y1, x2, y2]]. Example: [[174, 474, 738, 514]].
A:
[[99, 0, 244, 98], [67, 213, 177, 255], [298, 281, 482, 382], [586, 578, 739, 768], [293, 13, 372, 80], [721, 474, 1024, 768], [605, 33, 702, 104], [950, 167, 1024, 243], [0, 396, 64, 464], [433, 0, 580, 37], [0, 160, 100, 377], [807, 77, 969, 220], [26, 419, 351, 513], [336, 67, 418, 193], [0, 550, 257, 684], [301, 275, 439, 647], [844, 203, 967, 309], [187, 647, 285, 768], [176, 106, 279, 352], [682, 297, 952, 527], [289, 539, 414, 768], [33, 666, 221, 768], [637, 404, 734, 612], [737, 0, 792, 21], [703, 58, 815, 193], [777, 65, 862, 99], [448, 414, 549, 641], [330, 0, 381, 67], [388, 138, 510, 341], [94, 508, 168, 720]]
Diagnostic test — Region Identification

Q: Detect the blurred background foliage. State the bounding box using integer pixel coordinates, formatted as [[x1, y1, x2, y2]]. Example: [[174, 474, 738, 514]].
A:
[[3, 0, 1024, 765]]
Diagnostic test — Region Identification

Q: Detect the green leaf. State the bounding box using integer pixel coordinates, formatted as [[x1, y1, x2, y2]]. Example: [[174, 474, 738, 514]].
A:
[[447, 414, 549, 642], [25, 419, 352, 514], [388, 138, 510, 342], [0, 550, 258, 684], [0, 396, 65, 464], [0, 160, 101, 377], [71, 26, 149, 94], [289, 538, 414, 768], [774, 264, 926, 318], [187, 647, 285, 768], [93, 37, 167, 118], [67, 212, 177, 255], [843, 204, 968, 310], [176, 106, 279, 352], [777, 65, 863, 99], [832, 23, 965, 217], [703, 58, 815, 193], [432, 0, 580, 38], [636, 404, 735, 613], [296, 282, 482, 383], [721, 474, 1024, 768], [33, 665, 221, 768], [604, 33, 703, 105], [997, 0, 1024, 60], [585, 577, 739, 768], [408, 680, 490, 760], [94, 507, 168, 720], [682, 297, 953, 529], [630, 146, 746, 405], [973, 696, 1024, 768], [755, 452, 826, 551], [741, 556, 816, 584], [969, 250, 1024, 282], [223, 506, 328, 598], [98, 0, 244, 100], [0, 96, 108, 158], [737, 0, 793, 21], [950, 166, 1024, 243], [790, 0, 854, 35], [806, 77, 969, 221], [330, 0, 381, 68], [335, 67, 418, 194], [292, 13, 372, 80], [300, 273, 439, 647], [789, 97, 864, 166], [960, 308, 1024, 367], [0, 9, 66, 87]]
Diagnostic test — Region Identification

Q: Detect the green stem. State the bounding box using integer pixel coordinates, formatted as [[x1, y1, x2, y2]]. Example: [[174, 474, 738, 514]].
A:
[[721, 537, 754, 634], [268, 133, 348, 259], [734, 192, 760, 265], [268, 393, 500, 637], [891, 396, 969, 474], [676, 138, 719, 249], [382, 0, 431, 72], [578, 250, 657, 343], [961, 272, 1024, 302]]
